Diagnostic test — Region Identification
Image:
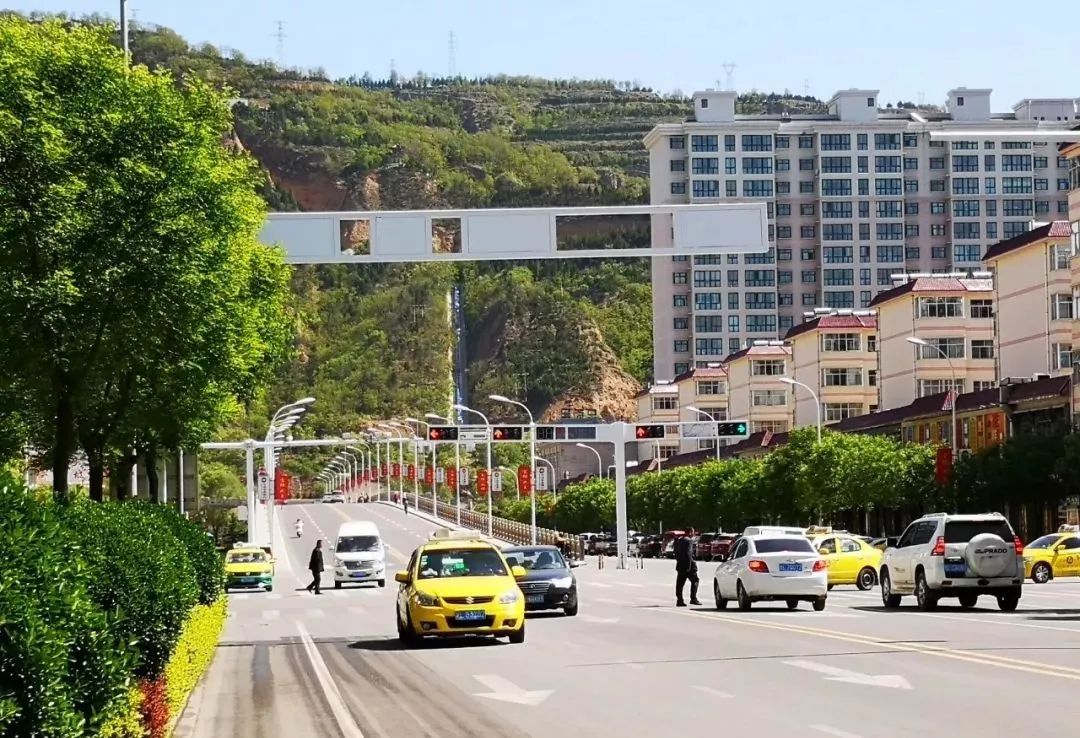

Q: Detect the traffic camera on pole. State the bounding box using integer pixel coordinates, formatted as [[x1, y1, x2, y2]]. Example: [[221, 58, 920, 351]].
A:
[[428, 426, 458, 441], [634, 424, 665, 439], [491, 426, 523, 441]]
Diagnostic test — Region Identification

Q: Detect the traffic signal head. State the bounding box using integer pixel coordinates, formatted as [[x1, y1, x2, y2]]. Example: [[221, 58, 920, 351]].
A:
[[716, 421, 749, 437], [635, 424, 665, 439], [491, 426, 523, 441], [428, 426, 458, 441], [534, 426, 555, 441]]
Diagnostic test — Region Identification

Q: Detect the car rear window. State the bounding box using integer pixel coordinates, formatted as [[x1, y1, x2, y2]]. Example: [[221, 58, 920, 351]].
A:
[[754, 538, 814, 554], [943, 520, 1013, 543]]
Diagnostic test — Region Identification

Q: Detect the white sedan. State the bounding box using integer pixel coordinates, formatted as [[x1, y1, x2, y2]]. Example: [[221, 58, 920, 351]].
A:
[[713, 534, 828, 611]]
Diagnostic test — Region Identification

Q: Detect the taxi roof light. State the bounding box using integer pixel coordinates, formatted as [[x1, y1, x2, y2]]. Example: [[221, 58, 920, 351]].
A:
[[428, 529, 485, 541]]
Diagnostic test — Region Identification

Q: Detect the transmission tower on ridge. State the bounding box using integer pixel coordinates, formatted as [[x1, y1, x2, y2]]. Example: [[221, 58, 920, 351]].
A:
[[273, 20, 285, 67], [448, 31, 457, 78], [722, 62, 736, 91]]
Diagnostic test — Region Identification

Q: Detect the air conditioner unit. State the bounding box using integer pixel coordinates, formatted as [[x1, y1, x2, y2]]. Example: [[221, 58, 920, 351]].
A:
[[1032, 373, 1051, 381], [1000, 376, 1032, 386]]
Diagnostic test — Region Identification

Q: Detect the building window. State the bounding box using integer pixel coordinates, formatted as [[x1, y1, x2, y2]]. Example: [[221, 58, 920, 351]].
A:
[[1052, 343, 1073, 370], [726, 180, 737, 197], [674, 362, 690, 375], [825, 403, 864, 422], [918, 296, 964, 318], [970, 340, 994, 359], [801, 269, 817, 284], [953, 222, 981, 240], [670, 181, 686, 195], [746, 315, 777, 333], [1052, 244, 1071, 271], [823, 246, 853, 263], [652, 395, 678, 411], [875, 133, 901, 150], [775, 135, 790, 149], [954, 244, 982, 262], [692, 157, 719, 175], [917, 379, 965, 397], [973, 380, 995, 392], [868, 369, 878, 386], [775, 158, 791, 172], [823, 291, 855, 309], [694, 292, 722, 311], [1035, 179, 1049, 191], [904, 133, 918, 148], [724, 135, 736, 151], [952, 155, 979, 172], [751, 360, 786, 377], [1004, 221, 1028, 239], [745, 291, 776, 310], [691, 135, 719, 152], [904, 157, 919, 171], [821, 333, 862, 352], [670, 136, 686, 150], [776, 203, 791, 217], [802, 293, 817, 306], [697, 380, 727, 396], [673, 255, 688, 263], [798, 135, 814, 149], [905, 226, 920, 239], [821, 134, 851, 151], [970, 299, 994, 319], [751, 389, 788, 407], [696, 315, 724, 333], [695, 338, 725, 356], [1002, 154, 1032, 172], [876, 156, 902, 173], [670, 159, 686, 172], [743, 156, 773, 175], [743, 180, 774, 197], [673, 317, 689, 330], [776, 226, 792, 239], [823, 269, 854, 286], [693, 270, 724, 288], [742, 135, 773, 152], [1052, 294, 1073, 320], [673, 294, 688, 308], [673, 340, 689, 353], [673, 271, 688, 285], [916, 337, 965, 360], [779, 292, 793, 305], [746, 270, 775, 287], [692, 180, 720, 198], [728, 315, 740, 333], [1003, 199, 1032, 217]]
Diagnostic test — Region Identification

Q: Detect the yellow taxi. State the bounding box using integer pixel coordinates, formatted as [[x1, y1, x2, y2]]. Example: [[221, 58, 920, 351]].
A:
[[395, 530, 527, 644], [808, 528, 883, 591], [224, 546, 275, 593], [1024, 525, 1080, 584]]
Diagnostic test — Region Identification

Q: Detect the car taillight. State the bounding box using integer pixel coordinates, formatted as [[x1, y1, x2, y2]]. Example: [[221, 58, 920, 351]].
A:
[[931, 536, 946, 556], [1013, 536, 1024, 555], [748, 560, 769, 573], [813, 560, 827, 572]]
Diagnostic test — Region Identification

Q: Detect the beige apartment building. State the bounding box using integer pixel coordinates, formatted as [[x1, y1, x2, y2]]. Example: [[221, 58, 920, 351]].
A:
[[785, 310, 879, 427], [982, 221, 1073, 379], [1065, 138, 1080, 416], [647, 86, 1079, 384], [724, 344, 793, 433], [870, 276, 997, 410], [634, 366, 729, 461]]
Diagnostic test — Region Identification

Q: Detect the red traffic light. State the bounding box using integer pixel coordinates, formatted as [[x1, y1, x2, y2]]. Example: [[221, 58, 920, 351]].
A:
[[492, 426, 523, 441], [428, 426, 458, 441], [635, 424, 665, 439]]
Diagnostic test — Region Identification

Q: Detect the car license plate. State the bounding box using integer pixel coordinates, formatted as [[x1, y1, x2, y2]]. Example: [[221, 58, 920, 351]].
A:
[[778, 563, 802, 573], [945, 563, 966, 576], [351, 572, 368, 578], [455, 610, 486, 622], [526, 595, 545, 604], [240, 577, 255, 584]]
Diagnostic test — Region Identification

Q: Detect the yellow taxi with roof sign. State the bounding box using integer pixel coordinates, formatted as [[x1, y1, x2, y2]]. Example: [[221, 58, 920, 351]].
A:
[[1024, 525, 1080, 584], [807, 527, 882, 591], [394, 530, 527, 644]]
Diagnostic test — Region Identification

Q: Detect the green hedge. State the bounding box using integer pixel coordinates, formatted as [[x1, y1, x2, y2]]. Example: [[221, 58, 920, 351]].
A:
[[0, 484, 226, 737]]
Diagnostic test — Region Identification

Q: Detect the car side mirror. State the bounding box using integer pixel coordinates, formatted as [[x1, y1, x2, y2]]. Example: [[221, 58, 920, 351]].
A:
[[1055, 543, 1067, 551], [394, 570, 411, 584], [511, 565, 527, 579]]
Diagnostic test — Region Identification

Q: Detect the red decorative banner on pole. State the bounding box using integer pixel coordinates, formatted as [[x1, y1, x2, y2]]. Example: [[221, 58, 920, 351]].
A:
[[274, 472, 291, 502], [447, 465, 457, 490], [424, 465, 434, 485], [380, 464, 387, 477], [407, 464, 415, 481], [391, 463, 400, 479], [517, 465, 532, 495], [935, 446, 953, 486], [477, 469, 489, 496]]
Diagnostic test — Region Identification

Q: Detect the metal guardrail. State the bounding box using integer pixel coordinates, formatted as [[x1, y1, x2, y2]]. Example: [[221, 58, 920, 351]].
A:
[[411, 497, 584, 559]]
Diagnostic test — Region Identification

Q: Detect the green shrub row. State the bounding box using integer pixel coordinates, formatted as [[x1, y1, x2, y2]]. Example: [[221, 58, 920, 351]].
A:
[[0, 481, 226, 737]]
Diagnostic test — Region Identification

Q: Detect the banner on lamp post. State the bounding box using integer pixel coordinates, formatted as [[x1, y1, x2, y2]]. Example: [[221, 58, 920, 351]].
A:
[[447, 465, 457, 490], [491, 470, 502, 493], [517, 465, 532, 495], [535, 465, 549, 492], [436, 466, 445, 484], [424, 465, 434, 485], [257, 467, 270, 503], [458, 467, 470, 487], [407, 464, 415, 481], [477, 469, 489, 496]]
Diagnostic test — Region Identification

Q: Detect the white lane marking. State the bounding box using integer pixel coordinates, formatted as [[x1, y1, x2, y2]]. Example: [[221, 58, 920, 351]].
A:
[[785, 660, 912, 690], [594, 597, 628, 605], [263, 610, 280, 621], [272, 507, 298, 579], [578, 615, 619, 624], [296, 621, 365, 737], [472, 674, 553, 706], [921, 611, 1080, 635], [589, 582, 613, 589], [692, 685, 733, 699], [622, 583, 644, 588], [811, 725, 864, 738], [768, 611, 863, 618]]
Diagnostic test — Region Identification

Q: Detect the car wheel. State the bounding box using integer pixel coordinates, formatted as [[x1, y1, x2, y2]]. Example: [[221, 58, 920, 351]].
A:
[[997, 589, 1021, 612], [334, 580, 342, 590], [915, 571, 938, 612], [856, 567, 876, 591], [959, 593, 978, 608], [1031, 562, 1052, 584], [713, 580, 727, 610], [736, 581, 752, 611], [786, 598, 798, 610], [812, 597, 827, 612], [508, 624, 526, 644], [397, 611, 417, 645], [378, 579, 386, 588], [564, 599, 579, 617], [827, 583, 834, 591], [265, 586, 273, 593], [880, 570, 901, 608]]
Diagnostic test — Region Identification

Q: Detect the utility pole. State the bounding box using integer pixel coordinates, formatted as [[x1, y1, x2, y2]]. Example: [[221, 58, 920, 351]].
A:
[[119, 0, 130, 64], [448, 31, 457, 78], [274, 20, 286, 67], [722, 62, 736, 91]]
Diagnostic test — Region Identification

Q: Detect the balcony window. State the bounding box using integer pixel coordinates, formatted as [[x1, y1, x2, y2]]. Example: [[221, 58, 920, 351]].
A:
[[822, 333, 860, 352], [822, 368, 863, 387], [917, 379, 965, 397], [1051, 294, 1073, 321], [970, 299, 994, 319], [652, 396, 678, 411], [751, 390, 788, 407], [918, 296, 964, 318], [971, 340, 994, 360], [917, 337, 965, 360], [751, 359, 786, 376], [825, 404, 864, 422], [697, 381, 727, 396]]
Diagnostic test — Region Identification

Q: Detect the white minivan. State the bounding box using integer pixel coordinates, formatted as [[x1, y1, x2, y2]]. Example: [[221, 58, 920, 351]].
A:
[[332, 520, 387, 588]]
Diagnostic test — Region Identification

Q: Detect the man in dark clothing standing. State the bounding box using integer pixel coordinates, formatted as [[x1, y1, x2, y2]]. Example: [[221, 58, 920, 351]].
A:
[[403, 496, 409, 515], [307, 540, 324, 595], [673, 531, 701, 607]]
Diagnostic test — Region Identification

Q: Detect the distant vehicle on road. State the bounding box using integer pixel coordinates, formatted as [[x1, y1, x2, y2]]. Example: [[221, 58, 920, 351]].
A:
[[224, 546, 275, 593], [503, 545, 579, 616], [395, 530, 527, 644], [332, 520, 386, 589], [1024, 525, 1080, 584], [879, 512, 1023, 612], [637, 534, 662, 558], [322, 492, 346, 504], [695, 532, 737, 561], [661, 530, 687, 558], [713, 533, 827, 611]]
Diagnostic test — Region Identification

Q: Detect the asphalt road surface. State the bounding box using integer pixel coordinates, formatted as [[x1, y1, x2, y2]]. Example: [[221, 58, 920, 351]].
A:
[[177, 501, 1080, 738]]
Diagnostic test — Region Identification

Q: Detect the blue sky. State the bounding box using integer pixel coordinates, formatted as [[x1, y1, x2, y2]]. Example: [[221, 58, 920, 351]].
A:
[[11, 0, 1080, 107]]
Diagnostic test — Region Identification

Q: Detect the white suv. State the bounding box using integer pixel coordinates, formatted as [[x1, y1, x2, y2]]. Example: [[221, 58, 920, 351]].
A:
[[879, 513, 1023, 612]]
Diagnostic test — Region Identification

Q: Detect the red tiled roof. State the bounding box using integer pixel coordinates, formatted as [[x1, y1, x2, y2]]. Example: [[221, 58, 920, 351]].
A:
[[983, 221, 1071, 261], [784, 314, 877, 341], [634, 382, 679, 399], [672, 365, 728, 384], [722, 344, 791, 364], [868, 277, 992, 308]]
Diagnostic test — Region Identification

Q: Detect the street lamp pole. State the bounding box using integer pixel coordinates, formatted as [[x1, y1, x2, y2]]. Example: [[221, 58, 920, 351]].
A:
[[406, 418, 431, 510], [455, 404, 493, 537], [908, 336, 959, 449], [490, 395, 537, 544], [535, 455, 558, 504], [575, 443, 604, 478], [779, 378, 822, 443], [686, 405, 722, 461]]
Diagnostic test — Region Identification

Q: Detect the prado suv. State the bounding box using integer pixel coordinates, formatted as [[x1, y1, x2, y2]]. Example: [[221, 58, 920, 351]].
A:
[[879, 513, 1023, 612]]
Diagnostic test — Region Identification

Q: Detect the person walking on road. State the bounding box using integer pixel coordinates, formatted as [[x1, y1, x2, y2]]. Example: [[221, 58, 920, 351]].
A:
[[403, 495, 410, 515], [673, 530, 701, 607], [306, 539, 324, 595]]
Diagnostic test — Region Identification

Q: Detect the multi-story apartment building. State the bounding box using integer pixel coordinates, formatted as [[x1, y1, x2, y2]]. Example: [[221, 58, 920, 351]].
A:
[[634, 365, 729, 461], [982, 221, 1073, 378], [871, 275, 996, 409], [1064, 137, 1080, 416], [785, 309, 879, 427], [647, 86, 1079, 382], [724, 344, 793, 433]]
